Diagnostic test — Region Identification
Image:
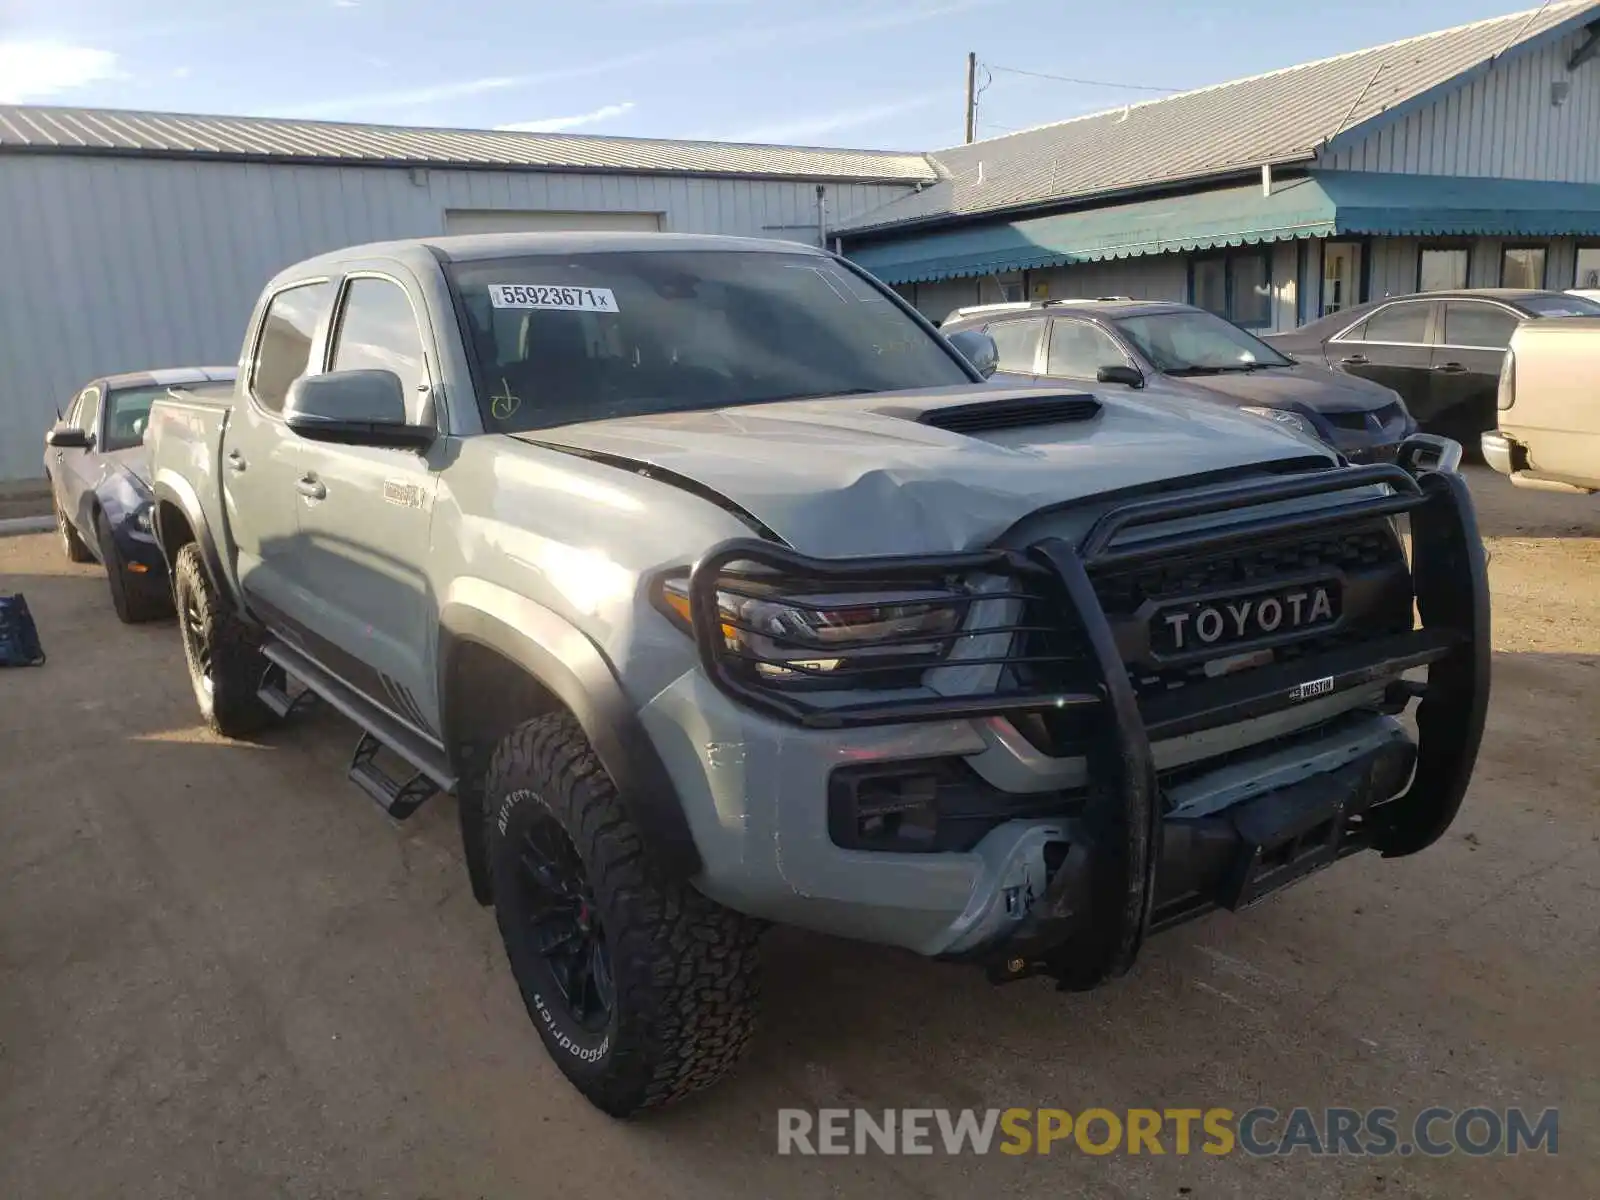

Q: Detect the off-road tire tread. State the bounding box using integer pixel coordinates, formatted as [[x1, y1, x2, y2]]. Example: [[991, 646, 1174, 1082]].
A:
[[485, 712, 760, 1116], [173, 542, 274, 737]]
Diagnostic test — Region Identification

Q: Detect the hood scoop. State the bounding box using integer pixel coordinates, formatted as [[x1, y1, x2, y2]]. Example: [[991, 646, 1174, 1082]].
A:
[[914, 392, 1101, 435]]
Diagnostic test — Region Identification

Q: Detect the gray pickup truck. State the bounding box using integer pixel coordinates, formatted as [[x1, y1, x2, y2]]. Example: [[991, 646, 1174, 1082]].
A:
[[146, 232, 1489, 1117]]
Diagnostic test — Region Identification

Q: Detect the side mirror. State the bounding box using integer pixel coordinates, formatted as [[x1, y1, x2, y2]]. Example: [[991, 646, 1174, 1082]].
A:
[[1096, 364, 1145, 388], [947, 329, 999, 379], [285, 370, 434, 450], [46, 423, 92, 449]]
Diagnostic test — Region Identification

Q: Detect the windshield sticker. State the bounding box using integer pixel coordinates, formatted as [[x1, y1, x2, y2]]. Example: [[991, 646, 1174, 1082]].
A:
[[489, 284, 619, 312], [490, 378, 522, 420]]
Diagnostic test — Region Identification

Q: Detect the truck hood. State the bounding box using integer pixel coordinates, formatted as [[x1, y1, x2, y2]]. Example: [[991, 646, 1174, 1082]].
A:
[[1169, 362, 1398, 413], [516, 385, 1334, 556]]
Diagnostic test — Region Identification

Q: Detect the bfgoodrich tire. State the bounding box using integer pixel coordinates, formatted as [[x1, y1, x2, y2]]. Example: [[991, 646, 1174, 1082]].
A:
[[484, 713, 761, 1117], [172, 542, 274, 736]]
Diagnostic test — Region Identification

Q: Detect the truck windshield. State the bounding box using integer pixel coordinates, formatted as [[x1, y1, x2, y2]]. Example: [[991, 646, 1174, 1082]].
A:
[[1113, 310, 1294, 375], [446, 250, 971, 431]]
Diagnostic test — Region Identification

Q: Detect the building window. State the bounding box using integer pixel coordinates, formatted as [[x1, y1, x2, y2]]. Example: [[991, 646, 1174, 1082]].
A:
[[1191, 251, 1271, 328], [1320, 241, 1363, 316], [1573, 244, 1600, 290], [1418, 245, 1469, 291], [1500, 245, 1547, 290]]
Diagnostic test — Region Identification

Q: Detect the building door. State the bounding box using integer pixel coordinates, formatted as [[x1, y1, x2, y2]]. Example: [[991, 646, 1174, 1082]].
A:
[[1321, 242, 1362, 317]]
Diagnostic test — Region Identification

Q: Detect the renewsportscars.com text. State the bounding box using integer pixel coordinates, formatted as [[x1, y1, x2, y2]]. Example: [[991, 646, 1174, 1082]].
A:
[[777, 1106, 1559, 1157]]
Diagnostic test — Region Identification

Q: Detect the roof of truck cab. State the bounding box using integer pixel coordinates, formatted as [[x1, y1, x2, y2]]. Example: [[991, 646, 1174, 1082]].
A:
[[276, 232, 829, 279]]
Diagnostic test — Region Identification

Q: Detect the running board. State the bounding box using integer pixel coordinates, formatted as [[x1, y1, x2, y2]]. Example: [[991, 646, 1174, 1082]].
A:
[[257, 662, 320, 719], [260, 637, 457, 821], [349, 732, 439, 820]]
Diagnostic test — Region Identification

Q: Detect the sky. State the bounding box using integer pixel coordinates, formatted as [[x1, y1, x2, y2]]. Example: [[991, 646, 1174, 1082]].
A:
[[0, 0, 1569, 151]]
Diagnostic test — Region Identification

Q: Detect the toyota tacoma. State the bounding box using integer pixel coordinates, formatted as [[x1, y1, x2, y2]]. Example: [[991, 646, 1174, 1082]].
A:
[[145, 233, 1490, 1117]]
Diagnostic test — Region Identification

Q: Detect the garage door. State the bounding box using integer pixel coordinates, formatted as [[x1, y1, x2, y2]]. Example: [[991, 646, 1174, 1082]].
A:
[[443, 209, 663, 235]]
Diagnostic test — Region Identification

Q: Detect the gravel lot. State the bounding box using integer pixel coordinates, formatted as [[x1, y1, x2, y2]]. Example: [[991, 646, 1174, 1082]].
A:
[[2, 467, 1596, 1199]]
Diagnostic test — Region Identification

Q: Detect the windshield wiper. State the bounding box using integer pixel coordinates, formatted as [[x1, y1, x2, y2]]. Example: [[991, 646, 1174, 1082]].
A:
[[765, 386, 880, 403], [1164, 366, 1229, 376]]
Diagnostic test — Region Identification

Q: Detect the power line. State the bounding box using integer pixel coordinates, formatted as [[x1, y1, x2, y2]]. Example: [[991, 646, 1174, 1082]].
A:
[[986, 63, 1180, 93]]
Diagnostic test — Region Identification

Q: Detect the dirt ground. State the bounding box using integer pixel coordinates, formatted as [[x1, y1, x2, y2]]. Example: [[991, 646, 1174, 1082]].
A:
[[2, 467, 1596, 1200]]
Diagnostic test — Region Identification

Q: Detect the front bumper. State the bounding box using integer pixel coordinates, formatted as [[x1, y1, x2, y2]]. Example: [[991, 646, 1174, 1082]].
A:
[[651, 440, 1489, 987]]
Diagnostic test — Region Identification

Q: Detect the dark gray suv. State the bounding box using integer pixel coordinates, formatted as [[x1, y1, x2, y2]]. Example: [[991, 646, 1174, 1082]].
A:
[[943, 299, 1417, 462]]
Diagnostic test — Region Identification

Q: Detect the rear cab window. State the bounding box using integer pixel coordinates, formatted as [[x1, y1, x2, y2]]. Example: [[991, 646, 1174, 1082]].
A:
[[251, 281, 335, 413]]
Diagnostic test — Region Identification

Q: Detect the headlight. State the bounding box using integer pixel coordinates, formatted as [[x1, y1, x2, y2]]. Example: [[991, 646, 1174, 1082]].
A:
[[134, 503, 155, 533], [1239, 405, 1311, 436], [657, 575, 967, 683]]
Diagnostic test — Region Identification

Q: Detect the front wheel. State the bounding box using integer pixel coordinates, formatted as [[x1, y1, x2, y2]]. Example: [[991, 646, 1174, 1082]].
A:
[[172, 542, 274, 736], [484, 712, 761, 1117]]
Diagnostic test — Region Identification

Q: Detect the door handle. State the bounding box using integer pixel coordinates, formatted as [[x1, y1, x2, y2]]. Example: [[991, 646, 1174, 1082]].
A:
[[1340, 354, 1369, 366], [226, 450, 247, 473], [296, 474, 327, 501], [1433, 362, 1468, 374]]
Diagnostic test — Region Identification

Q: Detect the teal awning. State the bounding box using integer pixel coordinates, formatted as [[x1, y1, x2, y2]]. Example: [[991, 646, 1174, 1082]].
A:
[[848, 171, 1600, 285]]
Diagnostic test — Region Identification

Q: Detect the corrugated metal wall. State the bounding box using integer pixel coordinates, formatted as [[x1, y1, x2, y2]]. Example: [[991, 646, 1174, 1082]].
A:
[[0, 154, 914, 481], [1028, 257, 1189, 306], [1324, 31, 1600, 181]]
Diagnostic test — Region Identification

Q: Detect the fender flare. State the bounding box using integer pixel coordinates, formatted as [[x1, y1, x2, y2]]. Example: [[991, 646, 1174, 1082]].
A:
[[438, 582, 703, 882], [151, 473, 228, 598]]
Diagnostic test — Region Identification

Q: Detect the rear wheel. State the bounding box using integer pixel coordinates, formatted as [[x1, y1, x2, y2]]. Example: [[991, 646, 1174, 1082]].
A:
[[484, 712, 761, 1117], [96, 513, 171, 624], [56, 498, 92, 563], [172, 542, 274, 736]]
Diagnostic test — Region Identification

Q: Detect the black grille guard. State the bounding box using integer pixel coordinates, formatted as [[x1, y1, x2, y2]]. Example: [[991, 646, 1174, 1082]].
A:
[[685, 441, 1491, 988]]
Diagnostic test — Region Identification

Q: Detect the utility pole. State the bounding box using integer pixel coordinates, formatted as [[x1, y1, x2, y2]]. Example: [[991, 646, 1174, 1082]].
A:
[[964, 52, 977, 144]]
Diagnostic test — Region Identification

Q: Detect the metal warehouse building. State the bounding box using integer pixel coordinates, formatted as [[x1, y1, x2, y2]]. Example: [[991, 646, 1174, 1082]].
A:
[[840, 2, 1600, 332], [0, 109, 935, 481]]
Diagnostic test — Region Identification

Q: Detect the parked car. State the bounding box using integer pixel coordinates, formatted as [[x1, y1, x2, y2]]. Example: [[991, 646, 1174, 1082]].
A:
[[941, 300, 1415, 462], [147, 233, 1486, 1117], [1263, 289, 1600, 445], [44, 367, 235, 622], [1482, 315, 1600, 493]]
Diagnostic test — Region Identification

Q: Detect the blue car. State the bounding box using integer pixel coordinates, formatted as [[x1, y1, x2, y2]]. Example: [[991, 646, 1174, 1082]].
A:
[[44, 367, 236, 623]]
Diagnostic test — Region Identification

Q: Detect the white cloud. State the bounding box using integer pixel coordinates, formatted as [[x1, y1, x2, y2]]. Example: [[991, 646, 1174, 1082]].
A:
[[334, 0, 361, 7], [496, 102, 635, 133], [723, 96, 936, 145], [286, 0, 995, 122], [0, 40, 120, 103]]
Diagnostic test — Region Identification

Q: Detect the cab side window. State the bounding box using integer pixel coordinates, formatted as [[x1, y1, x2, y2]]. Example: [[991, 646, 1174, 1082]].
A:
[[1442, 302, 1518, 350], [76, 387, 101, 439], [329, 277, 429, 421], [1047, 319, 1128, 379], [251, 281, 334, 413], [1359, 303, 1430, 345], [983, 318, 1045, 373]]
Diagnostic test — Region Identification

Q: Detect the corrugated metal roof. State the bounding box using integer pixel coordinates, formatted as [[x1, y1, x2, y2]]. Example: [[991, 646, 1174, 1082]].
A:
[[838, 0, 1600, 233], [0, 104, 940, 184], [849, 169, 1600, 284]]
